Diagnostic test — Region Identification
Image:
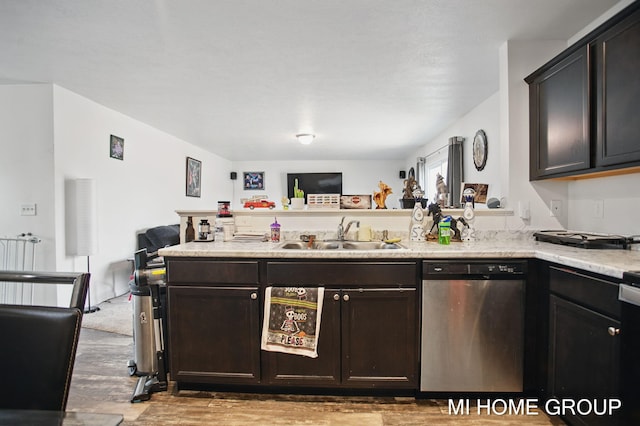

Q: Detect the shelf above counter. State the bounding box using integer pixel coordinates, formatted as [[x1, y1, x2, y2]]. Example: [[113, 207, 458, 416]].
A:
[[176, 208, 514, 218]]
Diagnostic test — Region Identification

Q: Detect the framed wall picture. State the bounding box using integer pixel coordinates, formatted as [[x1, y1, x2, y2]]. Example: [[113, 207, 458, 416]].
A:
[[109, 134, 124, 160], [186, 157, 201, 197], [460, 182, 489, 204], [243, 172, 265, 190]]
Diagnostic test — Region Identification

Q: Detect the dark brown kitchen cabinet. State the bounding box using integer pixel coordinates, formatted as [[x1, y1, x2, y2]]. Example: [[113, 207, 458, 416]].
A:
[[594, 7, 640, 168], [166, 258, 419, 391], [547, 265, 621, 426], [264, 290, 341, 387], [527, 47, 590, 180], [264, 261, 419, 389], [168, 286, 262, 385], [341, 287, 417, 387], [265, 287, 418, 388], [166, 258, 262, 386], [526, 1, 640, 180]]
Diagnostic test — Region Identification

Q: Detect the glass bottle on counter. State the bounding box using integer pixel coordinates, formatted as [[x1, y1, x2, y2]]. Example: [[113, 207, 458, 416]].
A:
[[185, 216, 195, 242]]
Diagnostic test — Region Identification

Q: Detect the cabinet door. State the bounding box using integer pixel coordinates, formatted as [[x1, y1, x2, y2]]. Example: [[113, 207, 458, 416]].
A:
[[528, 47, 591, 180], [595, 8, 640, 168], [263, 290, 341, 387], [548, 295, 620, 426], [341, 288, 418, 388], [168, 286, 261, 385]]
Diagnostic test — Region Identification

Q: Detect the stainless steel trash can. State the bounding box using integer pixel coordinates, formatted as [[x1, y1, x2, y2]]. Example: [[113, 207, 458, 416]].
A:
[[128, 249, 167, 402]]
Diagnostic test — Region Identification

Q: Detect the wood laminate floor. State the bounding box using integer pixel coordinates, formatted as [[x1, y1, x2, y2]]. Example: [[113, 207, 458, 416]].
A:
[[67, 328, 565, 425]]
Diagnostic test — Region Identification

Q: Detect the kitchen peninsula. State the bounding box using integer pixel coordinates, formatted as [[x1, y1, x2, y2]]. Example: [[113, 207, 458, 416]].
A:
[[160, 223, 639, 404]]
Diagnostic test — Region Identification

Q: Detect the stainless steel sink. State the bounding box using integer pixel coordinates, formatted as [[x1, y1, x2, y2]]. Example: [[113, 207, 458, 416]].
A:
[[278, 241, 340, 250], [278, 240, 405, 250]]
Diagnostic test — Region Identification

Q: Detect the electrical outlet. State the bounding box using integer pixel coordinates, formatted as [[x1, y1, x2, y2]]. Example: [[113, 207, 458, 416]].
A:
[[594, 200, 604, 218], [550, 200, 562, 217], [518, 201, 530, 220], [20, 203, 37, 216]]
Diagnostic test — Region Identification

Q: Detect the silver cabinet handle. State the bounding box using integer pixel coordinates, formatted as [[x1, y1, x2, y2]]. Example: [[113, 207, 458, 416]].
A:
[[608, 326, 620, 336], [343, 294, 350, 302], [251, 292, 257, 300], [333, 293, 340, 301]]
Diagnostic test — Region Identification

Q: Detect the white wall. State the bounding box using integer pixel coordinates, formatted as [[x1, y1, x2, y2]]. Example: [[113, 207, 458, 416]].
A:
[[407, 39, 573, 231], [0, 85, 57, 305], [230, 159, 406, 210], [50, 85, 233, 302], [500, 40, 569, 230], [568, 174, 640, 235], [408, 92, 502, 204], [0, 85, 57, 271]]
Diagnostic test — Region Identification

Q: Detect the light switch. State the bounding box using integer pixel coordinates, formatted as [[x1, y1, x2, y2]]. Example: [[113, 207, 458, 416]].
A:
[[550, 200, 562, 217]]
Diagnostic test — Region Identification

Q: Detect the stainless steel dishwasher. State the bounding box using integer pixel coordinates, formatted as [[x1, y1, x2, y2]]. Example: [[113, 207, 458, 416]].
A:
[[421, 261, 526, 392]]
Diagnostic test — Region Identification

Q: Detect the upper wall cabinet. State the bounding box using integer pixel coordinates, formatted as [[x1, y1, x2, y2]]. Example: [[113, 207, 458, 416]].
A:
[[527, 47, 590, 179], [525, 3, 640, 181], [594, 8, 640, 168]]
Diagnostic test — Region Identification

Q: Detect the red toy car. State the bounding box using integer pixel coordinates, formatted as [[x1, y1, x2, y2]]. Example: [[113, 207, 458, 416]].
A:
[[243, 199, 276, 209]]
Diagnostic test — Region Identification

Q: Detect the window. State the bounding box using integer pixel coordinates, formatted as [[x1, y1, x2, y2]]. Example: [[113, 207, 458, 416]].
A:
[[419, 146, 448, 204], [426, 159, 448, 203]]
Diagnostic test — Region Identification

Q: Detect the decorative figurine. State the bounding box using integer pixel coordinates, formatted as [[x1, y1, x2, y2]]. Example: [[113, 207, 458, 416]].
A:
[[427, 201, 463, 241], [403, 176, 417, 199], [373, 181, 392, 209], [427, 202, 442, 235], [281, 196, 290, 210], [435, 173, 448, 207], [401, 177, 425, 209], [409, 201, 426, 241], [461, 188, 476, 241]]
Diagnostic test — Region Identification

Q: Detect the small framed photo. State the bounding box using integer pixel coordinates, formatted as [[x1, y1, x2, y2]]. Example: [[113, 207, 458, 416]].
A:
[[186, 157, 202, 197], [109, 134, 124, 160], [461, 182, 489, 204], [243, 172, 265, 190]]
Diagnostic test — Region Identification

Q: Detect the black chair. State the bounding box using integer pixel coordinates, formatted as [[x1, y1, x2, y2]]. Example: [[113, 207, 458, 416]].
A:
[[0, 271, 90, 411]]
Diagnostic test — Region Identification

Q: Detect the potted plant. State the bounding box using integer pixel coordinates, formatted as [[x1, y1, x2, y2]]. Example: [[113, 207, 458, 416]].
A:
[[290, 179, 305, 209]]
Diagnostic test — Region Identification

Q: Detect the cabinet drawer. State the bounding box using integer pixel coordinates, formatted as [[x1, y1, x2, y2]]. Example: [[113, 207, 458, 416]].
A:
[[549, 265, 620, 318], [266, 261, 417, 286], [167, 259, 259, 284]]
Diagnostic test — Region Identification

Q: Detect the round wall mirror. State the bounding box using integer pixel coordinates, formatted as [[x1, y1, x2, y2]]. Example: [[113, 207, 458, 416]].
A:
[[473, 130, 488, 171]]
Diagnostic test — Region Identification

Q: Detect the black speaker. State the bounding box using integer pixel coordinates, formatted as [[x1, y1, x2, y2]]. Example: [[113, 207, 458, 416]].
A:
[[399, 170, 406, 179], [230, 172, 237, 180]]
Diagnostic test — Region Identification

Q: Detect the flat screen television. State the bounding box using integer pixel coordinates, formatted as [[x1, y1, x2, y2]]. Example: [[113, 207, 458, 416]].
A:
[[287, 173, 343, 202]]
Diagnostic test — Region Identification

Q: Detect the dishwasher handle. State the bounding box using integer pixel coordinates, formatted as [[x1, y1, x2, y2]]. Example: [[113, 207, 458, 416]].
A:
[[619, 284, 640, 307]]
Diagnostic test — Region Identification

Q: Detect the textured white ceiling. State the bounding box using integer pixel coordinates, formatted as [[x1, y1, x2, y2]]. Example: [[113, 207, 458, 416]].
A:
[[0, 0, 619, 160]]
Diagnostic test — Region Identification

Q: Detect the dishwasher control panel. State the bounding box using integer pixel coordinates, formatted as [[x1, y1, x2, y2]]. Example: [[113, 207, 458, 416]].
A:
[[423, 261, 527, 277]]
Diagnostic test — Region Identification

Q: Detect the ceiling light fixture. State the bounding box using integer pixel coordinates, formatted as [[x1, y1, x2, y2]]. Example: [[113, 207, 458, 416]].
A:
[[296, 133, 315, 145]]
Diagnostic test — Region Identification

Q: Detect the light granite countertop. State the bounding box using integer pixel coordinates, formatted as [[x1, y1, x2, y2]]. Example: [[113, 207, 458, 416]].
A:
[[159, 237, 640, 280]]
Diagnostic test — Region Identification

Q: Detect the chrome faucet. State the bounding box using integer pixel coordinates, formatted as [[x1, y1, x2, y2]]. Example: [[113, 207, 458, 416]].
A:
[[338, 216, 360, 241]]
